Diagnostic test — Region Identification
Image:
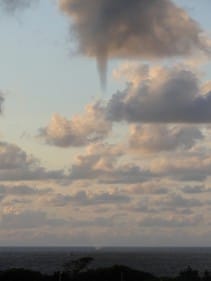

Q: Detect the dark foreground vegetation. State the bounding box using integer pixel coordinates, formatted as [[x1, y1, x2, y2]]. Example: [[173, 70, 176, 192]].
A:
[[1, 257, 211, 281]]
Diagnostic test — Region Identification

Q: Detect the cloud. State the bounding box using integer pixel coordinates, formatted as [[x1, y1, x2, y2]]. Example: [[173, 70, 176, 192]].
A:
[[0, 93, 4, 114], [128, 182, 169, 195], [107, 66, 211, 123], [0, 142, 64, 181], [1, 210, 66, 229], [0, 184, 52, 203], [151, 154, 211, 181], [132, 193, 202, 215], [59, 0, 208, 88], [182, 185, 211, 194], [113, 63, 150, 87], [8, 184, 51, 196], [46, 190, 131, 207], [157, 193, 202, 210], [40, 102, 112, 147], [139, 214, 202, 228], [69, 143, 151, 184], [0, 0, 37, 13], [129, 124, 203, 153]]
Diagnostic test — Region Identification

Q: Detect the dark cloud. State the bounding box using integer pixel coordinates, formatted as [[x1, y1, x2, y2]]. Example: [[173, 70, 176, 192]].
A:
[[107, 67, 211, 123], [59, 0, 208, 88]]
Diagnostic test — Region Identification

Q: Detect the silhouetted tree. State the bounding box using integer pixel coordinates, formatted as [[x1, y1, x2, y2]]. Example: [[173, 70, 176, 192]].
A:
[[177, 266, 200, 281], [202, 270, 211, 281], [63, 256, 94, 277]]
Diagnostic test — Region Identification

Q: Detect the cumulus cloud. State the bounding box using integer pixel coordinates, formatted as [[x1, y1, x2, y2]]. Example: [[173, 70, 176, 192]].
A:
[[69, 143, 151, 184], [40, 102, 112, 147], [0, 142, 64, 181], [107, 66, 211, 123], [129, 124, 203, 153], [59, 0, 208, 88]]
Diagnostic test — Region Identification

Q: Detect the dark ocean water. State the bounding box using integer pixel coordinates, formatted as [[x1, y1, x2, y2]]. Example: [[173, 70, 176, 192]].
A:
[[0, 247, 211, 277]]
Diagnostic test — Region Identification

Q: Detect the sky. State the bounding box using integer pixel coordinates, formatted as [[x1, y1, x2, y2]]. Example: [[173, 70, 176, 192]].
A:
[[0, 0, 211, 246]]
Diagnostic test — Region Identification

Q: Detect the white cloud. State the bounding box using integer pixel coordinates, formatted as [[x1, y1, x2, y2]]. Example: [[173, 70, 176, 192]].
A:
[[40, 102, 112, 147]]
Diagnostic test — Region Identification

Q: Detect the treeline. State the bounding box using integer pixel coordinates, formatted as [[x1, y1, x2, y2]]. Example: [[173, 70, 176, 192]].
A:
[[0, 257, 211, 281]]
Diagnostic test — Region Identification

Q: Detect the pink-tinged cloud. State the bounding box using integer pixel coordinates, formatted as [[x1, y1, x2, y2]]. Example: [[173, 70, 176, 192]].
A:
[[39, 102, 112, 147], [129, 124, 203, 153]]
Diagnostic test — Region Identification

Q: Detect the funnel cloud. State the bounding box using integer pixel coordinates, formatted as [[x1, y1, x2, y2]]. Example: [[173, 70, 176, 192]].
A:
[[0, 93, 4, 114], [59, 0, 208, 88]]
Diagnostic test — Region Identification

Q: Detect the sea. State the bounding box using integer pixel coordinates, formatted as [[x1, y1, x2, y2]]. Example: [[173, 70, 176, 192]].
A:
[[0, 247, 211, 277]]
